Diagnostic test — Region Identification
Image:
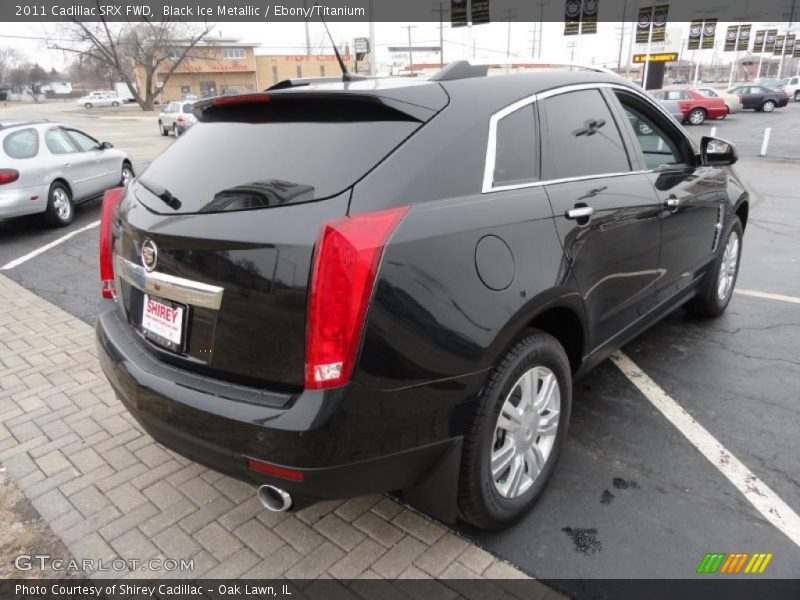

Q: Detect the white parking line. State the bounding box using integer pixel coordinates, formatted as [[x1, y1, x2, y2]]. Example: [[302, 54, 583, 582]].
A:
[[612, 350, 800, 549], [735, 288, 800, 305], [0, 220, 100, 271]]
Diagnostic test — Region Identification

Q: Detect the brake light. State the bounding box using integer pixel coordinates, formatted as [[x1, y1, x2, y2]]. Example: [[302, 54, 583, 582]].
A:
[[177, 115, 184, 122], [305, 206, 409, 389], [0, 169, 19, 184], [99, 187, 123, 299], [210, 93, 271, 107]]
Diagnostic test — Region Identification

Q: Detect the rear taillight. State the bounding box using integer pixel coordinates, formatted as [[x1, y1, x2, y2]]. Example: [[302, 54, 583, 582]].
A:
[[738, 95, 743, 103], [305, 206, 409, 390], [177, 115, 185, 122], [99, 187, 123, 299], [0, 169, 19, 184]]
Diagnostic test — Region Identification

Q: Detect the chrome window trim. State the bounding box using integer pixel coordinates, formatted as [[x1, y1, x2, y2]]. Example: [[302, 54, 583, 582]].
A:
[[116, 255, 225, 310], [482, 81, 691, 194]]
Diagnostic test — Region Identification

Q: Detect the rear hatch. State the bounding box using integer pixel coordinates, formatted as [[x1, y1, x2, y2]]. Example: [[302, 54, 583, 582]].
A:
[[113, 86, 445, 392]]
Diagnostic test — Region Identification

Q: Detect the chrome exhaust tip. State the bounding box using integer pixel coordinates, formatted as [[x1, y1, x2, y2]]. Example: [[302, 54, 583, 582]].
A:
[[256, 484, 293, 512]]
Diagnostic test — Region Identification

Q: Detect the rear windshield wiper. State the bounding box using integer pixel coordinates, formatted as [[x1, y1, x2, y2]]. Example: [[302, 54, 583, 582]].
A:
[[138, 178, 182, 211]]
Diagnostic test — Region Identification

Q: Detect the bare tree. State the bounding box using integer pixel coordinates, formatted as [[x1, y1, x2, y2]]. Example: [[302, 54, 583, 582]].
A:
[[50, 8, 213, 110], [0, 46, 23, 84]]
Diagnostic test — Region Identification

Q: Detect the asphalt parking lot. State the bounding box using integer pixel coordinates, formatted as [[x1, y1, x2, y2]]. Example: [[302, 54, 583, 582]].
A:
[[1, 98, 799, 593]]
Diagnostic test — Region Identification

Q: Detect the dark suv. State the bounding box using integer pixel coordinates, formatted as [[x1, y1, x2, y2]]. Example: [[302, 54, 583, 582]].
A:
[[96, 64, 749, 529]]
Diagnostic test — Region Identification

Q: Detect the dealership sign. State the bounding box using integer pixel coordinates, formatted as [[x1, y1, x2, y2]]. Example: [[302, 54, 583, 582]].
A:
[[632, 52, 677, 63]]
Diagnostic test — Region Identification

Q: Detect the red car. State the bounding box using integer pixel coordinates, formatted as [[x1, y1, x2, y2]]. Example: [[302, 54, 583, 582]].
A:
[[651, 89, 728, 125]]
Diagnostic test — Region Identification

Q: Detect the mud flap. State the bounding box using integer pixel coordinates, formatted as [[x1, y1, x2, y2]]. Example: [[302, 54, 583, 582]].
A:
[[400, 438, 462, 524]]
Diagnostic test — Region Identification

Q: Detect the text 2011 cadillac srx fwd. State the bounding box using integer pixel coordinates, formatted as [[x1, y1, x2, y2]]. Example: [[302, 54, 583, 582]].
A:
[[96, 63, 748, 529]]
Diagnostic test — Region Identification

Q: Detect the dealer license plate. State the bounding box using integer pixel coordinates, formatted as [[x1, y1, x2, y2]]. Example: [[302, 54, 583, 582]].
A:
[[142, 294, 186, 351]]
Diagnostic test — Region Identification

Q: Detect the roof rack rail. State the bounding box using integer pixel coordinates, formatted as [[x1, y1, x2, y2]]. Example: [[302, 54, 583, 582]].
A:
[[430, 59, 619, 81]]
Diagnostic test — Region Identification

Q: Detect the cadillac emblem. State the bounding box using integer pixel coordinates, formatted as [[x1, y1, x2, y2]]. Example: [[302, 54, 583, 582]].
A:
[[141, 238, 158, 272]]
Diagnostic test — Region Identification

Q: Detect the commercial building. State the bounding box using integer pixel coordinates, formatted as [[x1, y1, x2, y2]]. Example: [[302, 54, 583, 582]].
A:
[[134, 38, 352, 102]]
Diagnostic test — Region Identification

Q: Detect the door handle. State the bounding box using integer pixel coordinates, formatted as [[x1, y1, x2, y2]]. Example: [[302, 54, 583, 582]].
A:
[[62, 163, 71, 167], [566, 206, 595, 220]]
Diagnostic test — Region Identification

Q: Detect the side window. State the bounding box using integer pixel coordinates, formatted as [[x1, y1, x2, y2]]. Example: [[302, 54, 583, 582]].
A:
[[613, 91, 684, 170], [45, 129, 78, 155], [66, 129, 101, 152], [3, 128, 39, 159], [541, 89, 630, 180], [492, 104, 538, 187]]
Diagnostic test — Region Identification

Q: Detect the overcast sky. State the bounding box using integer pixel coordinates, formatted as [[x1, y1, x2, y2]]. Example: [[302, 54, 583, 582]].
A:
[[0, 20, 791, 73]]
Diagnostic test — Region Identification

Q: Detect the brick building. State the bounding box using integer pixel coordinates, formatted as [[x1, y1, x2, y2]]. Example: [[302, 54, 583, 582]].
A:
[[134, 38, 351, 102]]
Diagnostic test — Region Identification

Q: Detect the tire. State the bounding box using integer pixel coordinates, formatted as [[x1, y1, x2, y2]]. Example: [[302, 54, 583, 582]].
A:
[[84, 102, 92, 109], [43, 182, 74, 227], [120, 162, 134, 187], [687, 108, 706, 125], [111, 101, 119, 107], [686, 217, 743, 318], [458, 331, 572, 530], [762, 100, 775, 113], [159, 121, 168, 136], [793, 91, 800, 102]]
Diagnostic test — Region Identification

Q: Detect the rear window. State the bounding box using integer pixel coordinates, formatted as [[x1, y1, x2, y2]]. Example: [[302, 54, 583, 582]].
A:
[[3, 128, 38, 159], [136, 119, 419, 214], [182, 103, 193, 112]]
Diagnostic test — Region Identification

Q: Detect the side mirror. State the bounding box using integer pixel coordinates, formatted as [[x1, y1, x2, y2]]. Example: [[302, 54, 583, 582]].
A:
[[701, 136, 737, 166], [100, 141, 114, 149]]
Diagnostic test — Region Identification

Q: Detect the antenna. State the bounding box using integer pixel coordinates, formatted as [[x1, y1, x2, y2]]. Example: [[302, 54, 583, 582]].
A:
[[319, 16, 362, 82]]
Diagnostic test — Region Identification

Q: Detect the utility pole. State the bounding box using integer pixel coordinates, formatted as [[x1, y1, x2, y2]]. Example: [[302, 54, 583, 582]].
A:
[[617, 0, 629, 72], [303, 0, 311, 55], [432, 2, 449, 67], [505, 10, 517, 58], [368, 0, 376, 75], [567, 41, 577, 64], [403, 25, 417, 75], [626, 0, 638, 77], [537, 2, 546, 58], [529, 28, 537, 58]]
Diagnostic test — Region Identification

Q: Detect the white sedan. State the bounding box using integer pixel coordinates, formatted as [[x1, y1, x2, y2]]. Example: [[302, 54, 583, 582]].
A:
[[77, 92, 123, 109], [0, 121, 133, 226], [694, 87, 742, 114]]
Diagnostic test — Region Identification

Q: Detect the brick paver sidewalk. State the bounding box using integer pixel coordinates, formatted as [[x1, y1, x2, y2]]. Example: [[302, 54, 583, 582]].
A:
[[0, 273, 561, 596]]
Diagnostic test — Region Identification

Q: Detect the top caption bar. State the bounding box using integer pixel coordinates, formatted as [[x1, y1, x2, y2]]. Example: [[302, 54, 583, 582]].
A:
[[3, 0, 797, 22]]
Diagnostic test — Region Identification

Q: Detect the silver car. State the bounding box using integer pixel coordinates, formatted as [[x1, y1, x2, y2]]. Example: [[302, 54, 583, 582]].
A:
[[158, 101, 197, 137], [0, 121, 133, 226]]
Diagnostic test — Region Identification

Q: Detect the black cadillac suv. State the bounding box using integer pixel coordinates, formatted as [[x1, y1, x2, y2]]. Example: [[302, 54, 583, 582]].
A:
[[96, 63, 749, 529]]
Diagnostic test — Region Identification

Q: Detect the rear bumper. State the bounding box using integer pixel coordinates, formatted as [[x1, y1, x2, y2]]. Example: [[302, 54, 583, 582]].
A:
[[96, 301, 466, 501], [0, 185, 47, 218]]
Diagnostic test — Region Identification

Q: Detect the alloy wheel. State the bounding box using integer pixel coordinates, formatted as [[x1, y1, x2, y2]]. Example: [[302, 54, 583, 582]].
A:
[[122, 166, 134, 186], [688, 109, 705, 125], [763, 101, 775, 112], [491, 366, 561, 499], [52, 188, 72, 222], [717, 230, 740, 301]]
